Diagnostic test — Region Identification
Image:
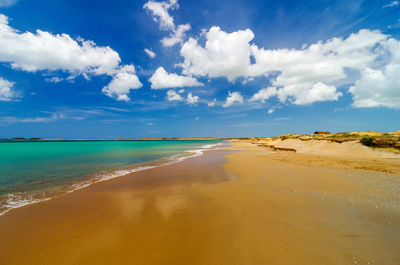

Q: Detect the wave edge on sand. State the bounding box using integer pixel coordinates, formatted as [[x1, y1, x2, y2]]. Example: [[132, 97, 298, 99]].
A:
[[0, 142, 224, 216]]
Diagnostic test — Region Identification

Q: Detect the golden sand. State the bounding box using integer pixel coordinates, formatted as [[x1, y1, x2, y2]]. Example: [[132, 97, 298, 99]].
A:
[[0, 142, 399, 265]]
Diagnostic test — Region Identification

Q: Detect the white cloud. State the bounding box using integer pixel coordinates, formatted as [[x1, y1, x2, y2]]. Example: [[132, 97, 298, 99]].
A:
[[186, 92, 199, 104], [179, 25, 400, 108], [207, 98, 216, 107], [143, 3, 400, 108], [161, 23, 191, 47], [178, 88, 185, 93], [166, 89, 183, 101], [0, 14, 120, 74], [149, 66, 202, 89], [143, 0, 178, 30], [250, 83, 342, 105], [102, 65, 143, 101], [383, 1, 399, 8], [248, 29, 386, 105], [241, 77, 254, 85], [249, 87, 277, 102], [249, 29, 387, 79], [267, 109, 274, 114], [179, 26, 254, 81], [0, 113, 65, 123], [144, 0, 191, 47], [0, 0, 17, 7], [0, 14, 142, 101], [349, 38, 400, 108], [288, 82, 342, 105], [20, 113, 65, 123], [144, 48, 156, 58], [0, 77, 16, 101], [45, 77, 63, 83], [223, 91, 244, 107]]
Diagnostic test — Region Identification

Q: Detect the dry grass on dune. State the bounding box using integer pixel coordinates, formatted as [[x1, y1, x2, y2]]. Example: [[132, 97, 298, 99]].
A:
[[242, 130, 400, 151]]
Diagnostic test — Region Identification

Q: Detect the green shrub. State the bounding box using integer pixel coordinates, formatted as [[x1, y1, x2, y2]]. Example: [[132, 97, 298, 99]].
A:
[[360, 136, 375, 147]]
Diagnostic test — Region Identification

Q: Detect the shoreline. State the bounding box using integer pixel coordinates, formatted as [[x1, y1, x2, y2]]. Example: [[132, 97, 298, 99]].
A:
[[0, 141, 225, 217], [0, 147, 236, 265], [0, 141, 399, 264]]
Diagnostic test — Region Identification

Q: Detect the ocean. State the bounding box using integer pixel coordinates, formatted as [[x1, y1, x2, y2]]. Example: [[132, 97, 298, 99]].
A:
[[0, 140, 222, 215]]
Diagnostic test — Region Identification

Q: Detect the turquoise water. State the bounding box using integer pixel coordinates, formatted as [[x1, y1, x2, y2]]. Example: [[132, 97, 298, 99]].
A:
[[0, 140, 221, 215]]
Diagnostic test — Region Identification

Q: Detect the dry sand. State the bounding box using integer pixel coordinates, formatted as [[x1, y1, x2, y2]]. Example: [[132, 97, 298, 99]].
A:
[[0, 141, 400, 265], [266, 138, 399, 158], [252, 138, 400, 174]]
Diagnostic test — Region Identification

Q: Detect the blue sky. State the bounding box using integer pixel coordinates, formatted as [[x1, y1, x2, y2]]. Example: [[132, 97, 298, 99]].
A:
[[0, 0, 399, 138]]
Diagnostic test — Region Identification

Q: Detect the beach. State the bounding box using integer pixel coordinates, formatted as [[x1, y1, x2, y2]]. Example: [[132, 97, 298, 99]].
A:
[[2, 0, 400, 264], [1, 140, 400, 264]]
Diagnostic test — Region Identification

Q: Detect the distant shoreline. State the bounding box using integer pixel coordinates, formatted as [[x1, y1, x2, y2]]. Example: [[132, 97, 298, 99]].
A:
[[1, 130, 399, 150]]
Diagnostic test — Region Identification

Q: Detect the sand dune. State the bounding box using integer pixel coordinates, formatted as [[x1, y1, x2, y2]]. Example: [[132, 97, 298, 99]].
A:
[[265, 138, 399, 158]]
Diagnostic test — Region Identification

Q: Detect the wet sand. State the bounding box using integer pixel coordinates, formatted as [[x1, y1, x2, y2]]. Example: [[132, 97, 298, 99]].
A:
[[1, 143, 400, 265]]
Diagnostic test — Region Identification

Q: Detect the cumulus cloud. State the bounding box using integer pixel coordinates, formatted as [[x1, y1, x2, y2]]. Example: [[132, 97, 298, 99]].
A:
[[179, 25, 400, 108], [223, 91, 243, 107], [166, 89, 183, 101], [143, 0, 178, 30], [250, 87, 277, 102], [254, 30, 395, 106], [0, 77, 16, 101], [267, 109, 274, 114], [92, 2, 400, 107], [249, 29, 387, 105], [161, 23, 191, 47], [0, 0, 17, 7], [288, 82, 342, 105], [0, 14, 142, 101], [248, 29, 386, 105], [250, 83, 342, 105], [0, 14, 120, 74], [149, 66, 202, 89], [349, 38, 400, 108], [102, 65, 143, 101], [186, 92, 199, 104], [144, 0, 190, 47], [144, 48, 156, 58], [179, 26, 254, 81]]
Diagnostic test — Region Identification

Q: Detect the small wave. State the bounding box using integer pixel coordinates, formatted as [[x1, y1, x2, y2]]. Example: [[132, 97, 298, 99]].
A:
[[0, 141, 225, 216], [0, 193, 52, 216]]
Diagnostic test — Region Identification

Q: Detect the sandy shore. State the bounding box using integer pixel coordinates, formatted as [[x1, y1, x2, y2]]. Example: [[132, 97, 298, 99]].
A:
[[0, 141, 400, 264]]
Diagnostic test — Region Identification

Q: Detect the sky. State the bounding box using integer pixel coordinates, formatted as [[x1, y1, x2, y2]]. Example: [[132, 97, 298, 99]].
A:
[[0, 0, 399, 138]]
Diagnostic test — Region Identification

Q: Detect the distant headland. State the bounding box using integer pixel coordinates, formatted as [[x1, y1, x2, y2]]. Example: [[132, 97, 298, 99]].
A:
[[1, 131, 399, 150]]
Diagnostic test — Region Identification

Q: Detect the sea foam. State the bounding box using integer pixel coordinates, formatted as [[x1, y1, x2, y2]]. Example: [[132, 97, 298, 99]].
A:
[[0, 142, 225, 216]]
